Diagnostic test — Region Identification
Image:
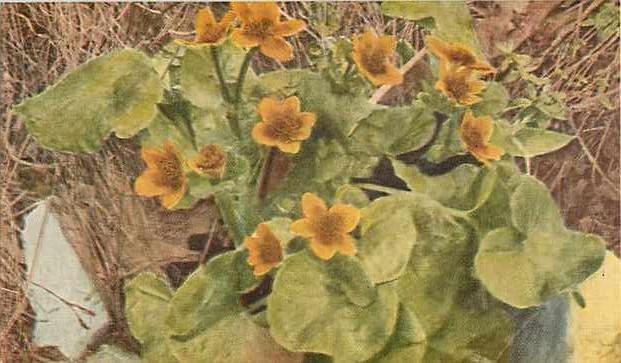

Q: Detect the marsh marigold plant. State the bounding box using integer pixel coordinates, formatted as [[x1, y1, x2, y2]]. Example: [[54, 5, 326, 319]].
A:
[[459, 110, 504, 164], [231, 2, 306, 61], [290, 193, 360, 260], [176, 7, 235, 47], [252, 96, 316, 153], [352, 30, 403, 86], [244, 223, 284, 276], [134, 141, 187, 209]]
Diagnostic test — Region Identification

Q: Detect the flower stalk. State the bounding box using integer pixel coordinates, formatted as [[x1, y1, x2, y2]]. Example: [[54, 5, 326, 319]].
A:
[[210, 46, 231, 103]]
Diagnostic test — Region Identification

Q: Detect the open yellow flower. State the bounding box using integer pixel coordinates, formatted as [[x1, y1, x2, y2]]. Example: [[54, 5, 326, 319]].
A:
[[244, 223, 284, 276], [176, 8, 236, 47], [290, 193, 360, 260], [251, 96, 316, 153], [134, 141, 187, 209], [230, 2, 306, 61], [426, 35, 496, 74], [352, 30, 403, 86], [188, 144, 226, 178], [459, 110, 504, 164], [436, 63, 486, 106]]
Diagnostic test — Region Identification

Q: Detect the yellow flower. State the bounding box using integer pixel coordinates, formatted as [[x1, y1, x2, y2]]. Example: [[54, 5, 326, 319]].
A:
[[290, 193, 360, 260], [244, 223, 284, 276], [188, 144, 227, 178], [176, 8, 236, 47], [230, 2, 306, 61], [426, 36, 496, 74], [459, 110, 504, 164], [436, 63, 486, 106], [134, 141, 187, 209], [251, 96, 316, 154], [352, 30, 403, 86]]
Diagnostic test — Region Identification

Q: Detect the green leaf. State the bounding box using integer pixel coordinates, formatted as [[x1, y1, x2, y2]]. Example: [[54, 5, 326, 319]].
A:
[[178, 41, 248, 110], [268, 252, 399, 362], [373, 192, 514, 361], [512, 127, 574, 157], [510, 176, 564, 234], [381, 1, 480, 50], [334, 184, 370, 209], [124, 273, 177, 362], [391, 160, 498, 212], [358, 200, 417, 284], [13, 49, 163, 153], [168, 313, 302, 363], [474, 227, 606, 308], [166, 251, 255, 339], [348, 106, 436, 156], [471, 82, 509, 117], [366, 305, 427, 363]]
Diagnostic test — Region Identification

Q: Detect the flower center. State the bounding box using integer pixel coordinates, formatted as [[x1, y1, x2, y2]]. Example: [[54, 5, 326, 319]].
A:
[[313, 213, 345, 244], [258, 237, 283, 264], [246, 18, 274, 39], [449, 49, 476, 66], [196, 145, 226, 172], [361, 50, 386, 75], [444, 73, 470, 100], [197, 25, 225, 43], [270, 115, 303, 142], [462, 124, 486, 149], [156, 156, 183, 189]]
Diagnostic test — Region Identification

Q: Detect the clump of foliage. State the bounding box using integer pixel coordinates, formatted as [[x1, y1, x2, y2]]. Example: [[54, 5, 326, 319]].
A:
[[13, 2, 606, 362]]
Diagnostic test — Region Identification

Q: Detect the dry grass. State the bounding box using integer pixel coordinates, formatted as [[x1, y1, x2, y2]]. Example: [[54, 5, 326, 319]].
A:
[[0, 1, 619, 361]]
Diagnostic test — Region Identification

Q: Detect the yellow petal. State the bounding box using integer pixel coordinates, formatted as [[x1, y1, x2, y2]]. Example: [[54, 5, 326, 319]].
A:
[[309, 240, 337, 260], [372, 64, 403, 86], [159, 184, 187, 209], [259, 36, 294, 61], [301, 192, 327, 218], [293, 113, 316, 140], [282, 96, 301, 113], [425, 35, 452, 62], [290, 218, 315, 238], [134, 170, 171, 197], [248, 2, 280, 23], [231, 3, 251, 23], [251, 123, 278, 147], [276, 140, 301, 154], [376, 35, 397, 57], [195, 8, 216, 36], [471, 61, 496, 74], [231, 28, 260, 48], [468, 79, 487, 95], [477, 144, 504, 161], [253, 263, 274, 276], [141, 147, 167, 169], [475, 115, 494, 141], [257, 97, 282, 123], [330, 204, 361, 233], [459, 94, 483, 106], [335, 235, 357, 257], [273, 19, 306, 37]]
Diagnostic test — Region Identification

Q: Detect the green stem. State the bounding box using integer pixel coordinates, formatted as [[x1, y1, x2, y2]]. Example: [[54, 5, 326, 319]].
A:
[[257, 147, 278, 202], [342, 60, 354, 81], [234, 47, 258, 103], [210, 46, 231, 103]]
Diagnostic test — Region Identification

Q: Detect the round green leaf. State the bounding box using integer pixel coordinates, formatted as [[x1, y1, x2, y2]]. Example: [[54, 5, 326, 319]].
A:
[[124, 273, 173, 345], [475, 227, 606, 308], [510, 176, 563, 234], [166, 251, 255, 338], [366, 305, 426, 363], [358, 200, 417, 284], [13, 49, 163, 153], [268, 252, 399, 362]]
